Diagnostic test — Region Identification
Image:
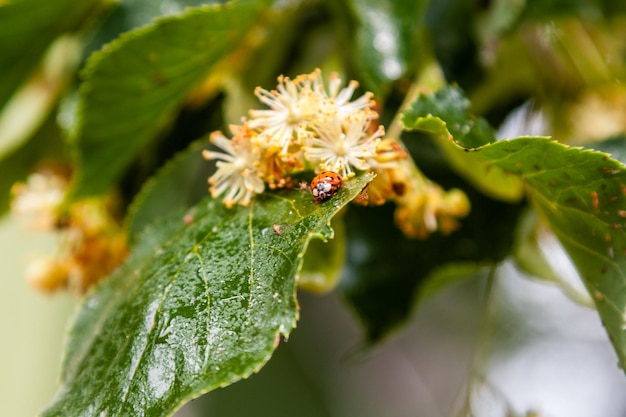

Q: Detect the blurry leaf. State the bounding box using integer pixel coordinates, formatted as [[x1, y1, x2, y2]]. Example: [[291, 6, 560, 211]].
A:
[[0, 36, 81, 159], [472, 15, 626, 117], [69, 0, 270, 199], [83, 0, 225, 60], [402, 85, 524, 202], [0, 111, 69, 216], [520, 0, 610, 21], [0, 0, 102, 111], [126, 140, 211, 243], [512, 209, 564, 283], [416, 262, 487, 303], [603, 0, 626, 14], [475, 0, 525, 43], [512, 210, 594, 308], [424, 0, 482, 88], [337, 0, 428, 95], [445, 136, 626, 372], [43, 172, 373, 417], [341, 189, 523, 341]]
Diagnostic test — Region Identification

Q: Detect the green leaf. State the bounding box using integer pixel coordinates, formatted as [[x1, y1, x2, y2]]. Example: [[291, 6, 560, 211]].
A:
[[43, 172, 374, 417], [423, 0, 482, 87], [0, 0, 102, 111], [126, 140, 211, 243], [475, 0, 526, 44], [69, 0, 270, 199], [447, 136, 626, 372], [402, 85, 524, 202], [0, 36, 81, 160], [587, 135, 626, 165], [402, 87, 626, 367], [82, 0, 226, 62], [334, 0, 428, 95], [520, 0, 612, 21]]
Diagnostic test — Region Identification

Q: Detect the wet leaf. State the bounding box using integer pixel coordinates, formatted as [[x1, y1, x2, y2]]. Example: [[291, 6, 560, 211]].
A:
[[336, 0, 428, 94], [43, 172, 373, 417]]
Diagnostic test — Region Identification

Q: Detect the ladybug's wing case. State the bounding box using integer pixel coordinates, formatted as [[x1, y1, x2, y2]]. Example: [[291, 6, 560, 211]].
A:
[[311, 171, 343, 203]]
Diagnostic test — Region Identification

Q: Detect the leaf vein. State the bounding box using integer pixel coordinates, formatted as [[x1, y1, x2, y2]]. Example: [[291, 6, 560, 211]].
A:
[[256, 243, 295, 267]]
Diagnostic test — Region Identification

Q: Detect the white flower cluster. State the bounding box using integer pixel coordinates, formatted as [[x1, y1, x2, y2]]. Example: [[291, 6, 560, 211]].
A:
[[202, 69, 389, 208]]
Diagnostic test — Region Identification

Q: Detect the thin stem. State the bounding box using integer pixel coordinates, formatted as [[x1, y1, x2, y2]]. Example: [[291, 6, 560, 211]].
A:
[[455, 266, 499, 417]]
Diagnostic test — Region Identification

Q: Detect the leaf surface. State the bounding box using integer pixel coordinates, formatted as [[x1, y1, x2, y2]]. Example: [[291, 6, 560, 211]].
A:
[[69, 0, 269, 199], [0, 0, 101, 111], [126, 140, 211, 243], [404, 87, 626, 369], [402, 85, 524, 202], [43, 173, 373, 417], [338, 0, 428, 94], [457, 137, 626, 370]]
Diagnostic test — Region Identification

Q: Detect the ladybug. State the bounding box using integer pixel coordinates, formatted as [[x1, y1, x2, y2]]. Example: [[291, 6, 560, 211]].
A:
[[311, 171, 343, 203]]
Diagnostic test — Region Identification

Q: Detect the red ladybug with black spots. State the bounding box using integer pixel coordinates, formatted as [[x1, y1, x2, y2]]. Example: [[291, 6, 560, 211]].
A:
[[311, 171, 343, 203]]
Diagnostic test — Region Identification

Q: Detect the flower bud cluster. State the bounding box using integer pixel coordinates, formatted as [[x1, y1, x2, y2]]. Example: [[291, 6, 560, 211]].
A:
[[202, 69, 404, 207], [11, 168, 127, 293], [202, 69, 470, 237]]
